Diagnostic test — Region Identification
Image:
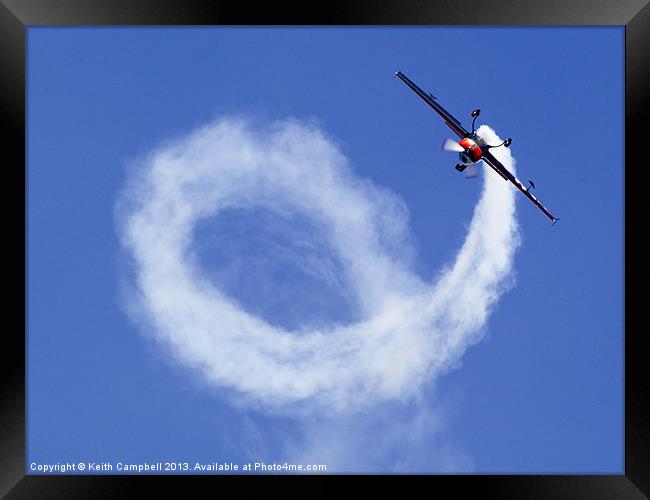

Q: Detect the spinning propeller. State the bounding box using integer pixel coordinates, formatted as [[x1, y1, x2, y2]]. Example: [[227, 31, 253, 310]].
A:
[[441, 138, 464, 153]]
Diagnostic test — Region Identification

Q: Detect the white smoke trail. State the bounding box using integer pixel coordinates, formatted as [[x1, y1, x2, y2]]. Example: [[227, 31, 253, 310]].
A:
[[116, 118, 519, 413]]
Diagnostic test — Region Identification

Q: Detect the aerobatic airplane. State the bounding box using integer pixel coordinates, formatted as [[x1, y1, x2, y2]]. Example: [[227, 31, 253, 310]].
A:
[[395, 71, 559, 223]]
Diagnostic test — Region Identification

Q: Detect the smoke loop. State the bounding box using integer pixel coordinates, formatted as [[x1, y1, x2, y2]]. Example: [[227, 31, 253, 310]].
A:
[[117, 118, 519, 412]]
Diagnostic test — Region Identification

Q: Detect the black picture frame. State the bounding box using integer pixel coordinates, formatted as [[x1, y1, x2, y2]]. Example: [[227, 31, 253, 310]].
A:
[[3, 0, 648, 497]]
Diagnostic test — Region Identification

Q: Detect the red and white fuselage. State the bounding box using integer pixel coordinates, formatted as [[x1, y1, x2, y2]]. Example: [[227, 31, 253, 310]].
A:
[[458, 136, 484, 165]]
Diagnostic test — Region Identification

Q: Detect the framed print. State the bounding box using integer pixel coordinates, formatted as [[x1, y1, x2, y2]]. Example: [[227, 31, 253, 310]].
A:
[[3, 0, 648, 497]]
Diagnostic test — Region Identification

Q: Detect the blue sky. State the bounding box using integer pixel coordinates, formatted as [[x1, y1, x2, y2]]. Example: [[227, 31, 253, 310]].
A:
[[27, 27, 623, 473]]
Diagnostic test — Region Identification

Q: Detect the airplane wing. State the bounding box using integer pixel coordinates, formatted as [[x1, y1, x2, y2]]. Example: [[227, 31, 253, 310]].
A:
[[395, 71, 469, 139], [482, 150, 559, 222]]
